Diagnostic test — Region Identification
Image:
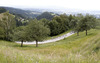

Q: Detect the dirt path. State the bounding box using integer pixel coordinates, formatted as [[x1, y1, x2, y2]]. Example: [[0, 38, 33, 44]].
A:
[[15, 31, 75, 45]]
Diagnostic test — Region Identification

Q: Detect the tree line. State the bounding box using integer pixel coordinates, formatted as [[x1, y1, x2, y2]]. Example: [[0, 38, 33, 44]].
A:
[[0, 11, 98, 47]]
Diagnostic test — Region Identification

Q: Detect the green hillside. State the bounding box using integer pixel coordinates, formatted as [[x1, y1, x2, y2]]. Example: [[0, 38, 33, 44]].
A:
[[0, 6, 41, 19], [0, 29, 100, 63], [36, 12, 57, 20]]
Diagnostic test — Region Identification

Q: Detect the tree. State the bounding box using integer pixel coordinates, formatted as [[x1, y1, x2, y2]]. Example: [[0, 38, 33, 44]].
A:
[[74, 22, 82, 36], [96, 19, 100, 29], [80, 14, 96, 35], [27, 19, 50, 47], [0, 11, 16, 40], [39, 18, 49, 26], [59, 14, 69, 31], [0, 27, 5, 39], [51, 14, 69, 35], [73, 14, 83, 36], [13, 26, 29, 47], [48, 20, 60, 36], [69, 14, 84, 36], [69, 14, 73, 22]]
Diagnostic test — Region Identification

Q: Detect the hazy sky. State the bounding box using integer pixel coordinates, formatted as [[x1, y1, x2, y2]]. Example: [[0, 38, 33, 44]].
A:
[[0, 0, 100, 10]]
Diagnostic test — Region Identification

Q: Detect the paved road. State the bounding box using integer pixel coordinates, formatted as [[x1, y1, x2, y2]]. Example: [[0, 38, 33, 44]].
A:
[[15, 31, 75, 45]]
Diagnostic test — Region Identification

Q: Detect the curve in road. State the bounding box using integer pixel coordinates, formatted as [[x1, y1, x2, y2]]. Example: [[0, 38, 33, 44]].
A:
[[15, 31, 75, 45]]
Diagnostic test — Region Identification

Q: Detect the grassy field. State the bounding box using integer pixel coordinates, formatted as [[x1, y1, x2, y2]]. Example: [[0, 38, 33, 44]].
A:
[[0, 29, 100, 63]]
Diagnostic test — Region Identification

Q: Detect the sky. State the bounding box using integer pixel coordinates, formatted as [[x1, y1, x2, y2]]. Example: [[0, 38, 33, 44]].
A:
[[0, 0, 100, 11]]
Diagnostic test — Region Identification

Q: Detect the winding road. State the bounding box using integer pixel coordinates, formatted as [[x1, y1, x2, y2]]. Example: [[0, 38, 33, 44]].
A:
[[15, 31, 75, 45]]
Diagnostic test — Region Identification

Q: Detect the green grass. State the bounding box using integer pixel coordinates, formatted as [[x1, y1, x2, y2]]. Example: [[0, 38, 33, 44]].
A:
[[0, 29, 100, 63]]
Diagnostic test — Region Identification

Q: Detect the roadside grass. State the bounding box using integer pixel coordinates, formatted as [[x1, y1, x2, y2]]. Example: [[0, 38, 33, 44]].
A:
[[0, 29, 100, 63]]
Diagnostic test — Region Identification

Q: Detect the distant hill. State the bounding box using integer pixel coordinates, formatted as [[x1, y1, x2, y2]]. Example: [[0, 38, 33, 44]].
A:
[[0, 6, 41, 19], [36, 12, 58, 20], [0, 8, 7, 13]]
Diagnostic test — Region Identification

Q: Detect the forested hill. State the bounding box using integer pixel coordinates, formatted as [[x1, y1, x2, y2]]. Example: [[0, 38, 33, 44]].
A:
[[0, 6, 41, 19], [36, 12, 58, 20]]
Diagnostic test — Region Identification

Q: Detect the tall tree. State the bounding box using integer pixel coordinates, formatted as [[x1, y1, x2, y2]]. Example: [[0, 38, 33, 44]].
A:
[[48, 20, 60, 35], [0, 11, 16, 40], [60, 14, 69, 31], [0, 27, 5, 39], [13, 26, 29, 47], [51, 14, 69, 35], [80, 14, 96, 35], [71, 14, 84, 36], [27, 19, 50, 47]]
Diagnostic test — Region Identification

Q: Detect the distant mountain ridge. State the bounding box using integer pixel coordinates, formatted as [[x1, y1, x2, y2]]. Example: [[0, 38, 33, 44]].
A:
[[23, 8, 100, 18], [0, 6, 41, 19], [0, 6, 100, 18]]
